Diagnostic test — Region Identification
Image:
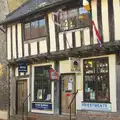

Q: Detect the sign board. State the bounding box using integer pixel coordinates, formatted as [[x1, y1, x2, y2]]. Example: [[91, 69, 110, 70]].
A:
[[81, 102, 111, 112], [32, 103, 52, 111], [49, 68, 59, 80], [18, 62, 27, 72]]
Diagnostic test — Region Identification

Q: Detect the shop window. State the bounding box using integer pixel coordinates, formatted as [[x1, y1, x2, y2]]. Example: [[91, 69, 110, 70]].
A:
[[83, 57, 110, 102], [24, 18, 47, 40], [59, 7, 90, 31], [34, 66, 51, 102]]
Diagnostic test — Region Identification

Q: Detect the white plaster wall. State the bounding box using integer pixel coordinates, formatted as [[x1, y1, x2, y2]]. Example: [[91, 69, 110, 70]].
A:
[[75, 31, 81, 47], [30, 42, 37, 55], [59, 33, 64, 50], [0, 111, 8, 120], [7, 27, 11, 60], [59, 60, 71, 73], [66, 32, 73, 49], [113, 0, 120, 41], [24, 43, 29, 57], [91, 0, 98, 44], [84, 28, 90, 45], [101, 0, 109, 42], [17, 23, 23, 58], [48, 13, 56, 52], [76, 54, 117, 112], [40, 40, 47, 53], [12, 25, 17, 59]]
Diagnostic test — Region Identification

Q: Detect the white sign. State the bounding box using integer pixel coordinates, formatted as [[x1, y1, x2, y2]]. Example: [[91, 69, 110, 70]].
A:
[[81, 102, 111, 112]]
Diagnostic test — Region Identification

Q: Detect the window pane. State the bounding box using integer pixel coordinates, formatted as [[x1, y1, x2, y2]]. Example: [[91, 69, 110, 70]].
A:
[[97, 75, 109, 101], [34, 66, 51, 102], [31, 20, 39, 39], [25, 23, 30, 40], [84, 75, 96, 101], [84, 60, 95, 74], [78, 7, 91, 27], [38, 19, 46, 37]]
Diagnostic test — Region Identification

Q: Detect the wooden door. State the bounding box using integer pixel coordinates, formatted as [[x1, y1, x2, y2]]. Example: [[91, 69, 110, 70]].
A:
[[61, 74, 76, 115], [16, 80, 27, 115]]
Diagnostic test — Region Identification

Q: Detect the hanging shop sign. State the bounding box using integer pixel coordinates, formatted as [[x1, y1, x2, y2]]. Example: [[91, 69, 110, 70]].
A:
[[49, 68, 59, 80], [18, 62, 27, 72], [81, 102, 111, 112], [32, 103, 52, 111]]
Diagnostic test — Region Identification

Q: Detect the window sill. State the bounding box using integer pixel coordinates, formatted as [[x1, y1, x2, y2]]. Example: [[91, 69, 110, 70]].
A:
[[32, 101, 52, 104], [58, 26, 90, 34], [82, 101, 111, 104], [24, 36, 47, 44]]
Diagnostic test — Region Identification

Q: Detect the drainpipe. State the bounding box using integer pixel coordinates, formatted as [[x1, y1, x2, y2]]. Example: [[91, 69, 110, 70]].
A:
[[7, 64, 10, 120]]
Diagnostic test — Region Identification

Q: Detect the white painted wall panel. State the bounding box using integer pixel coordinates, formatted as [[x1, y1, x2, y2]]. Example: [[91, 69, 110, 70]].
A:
[[15, 67, 18, 77], [7, 27, 11, 60], [84, 28, 90, 45], [48, 13, 56, 52], [12, 25, 17, 59], [113, 0, 120, 41], [24, 43, 29, 57], [17, 24, 23, 58], [101, 0, 109, 42], [59, 60, 71, 73], [31, 42, 37, 55], [91, 0, 98, 44], [40, 40, 47, 53], [59, 33, 64, 50], [66, 32, 73, 49], [75, 31, 81, 47]]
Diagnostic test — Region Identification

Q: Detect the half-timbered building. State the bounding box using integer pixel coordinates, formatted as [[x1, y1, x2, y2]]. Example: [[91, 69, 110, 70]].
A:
[[1, 0, 120, 119]]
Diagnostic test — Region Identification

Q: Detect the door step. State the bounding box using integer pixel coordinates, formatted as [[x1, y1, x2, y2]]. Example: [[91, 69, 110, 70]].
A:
[[10, 113, 76, 120]]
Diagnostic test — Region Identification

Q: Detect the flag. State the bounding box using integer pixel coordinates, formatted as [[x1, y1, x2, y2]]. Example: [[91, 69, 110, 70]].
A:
[[92, 20, 102, 47], [83, 0, 90, 11]]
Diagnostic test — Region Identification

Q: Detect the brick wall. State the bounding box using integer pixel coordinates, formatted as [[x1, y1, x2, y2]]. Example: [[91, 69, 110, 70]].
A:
[[77, 111, 120, 120]]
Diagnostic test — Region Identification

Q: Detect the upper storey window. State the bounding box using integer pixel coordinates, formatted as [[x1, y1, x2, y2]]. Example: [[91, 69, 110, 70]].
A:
[[24, 18, 47, 40], [59, 7, 90, 31]]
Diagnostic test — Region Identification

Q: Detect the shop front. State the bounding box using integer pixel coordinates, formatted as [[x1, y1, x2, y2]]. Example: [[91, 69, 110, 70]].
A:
[[76, 54, 117, 112], [31, 63, 55, 114]]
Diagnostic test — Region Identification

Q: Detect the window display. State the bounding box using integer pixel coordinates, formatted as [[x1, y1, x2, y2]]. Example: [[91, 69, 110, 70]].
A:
[[83, 57, 109, 102], [34, 66, 51, 102]]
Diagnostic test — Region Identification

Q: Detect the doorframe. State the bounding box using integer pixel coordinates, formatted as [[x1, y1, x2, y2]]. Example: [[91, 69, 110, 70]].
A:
[[59, 73, 76, 115], [16, 78, 30, 114]]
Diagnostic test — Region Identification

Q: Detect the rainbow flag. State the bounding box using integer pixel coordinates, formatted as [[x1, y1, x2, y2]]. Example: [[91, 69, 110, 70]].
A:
[[92, 20, 102, 47], [83, 0, 90, 11], [82, 0, 102, 47]]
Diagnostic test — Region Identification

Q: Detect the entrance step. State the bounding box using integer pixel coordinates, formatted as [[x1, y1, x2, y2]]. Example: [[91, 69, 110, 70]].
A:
[[10, 113, 76, 120], [26, 113, 76, 120]]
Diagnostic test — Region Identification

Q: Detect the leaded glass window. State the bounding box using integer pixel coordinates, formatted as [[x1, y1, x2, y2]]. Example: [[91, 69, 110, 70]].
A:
[[83, 57, 110, 102]]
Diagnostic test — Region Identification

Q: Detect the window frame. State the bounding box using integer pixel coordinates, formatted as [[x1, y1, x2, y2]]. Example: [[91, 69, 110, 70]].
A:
[[24, 17, 47, 41], [59, 7, 91, 32], [34, 65, 52, 102], [83, 57, 110, 103]]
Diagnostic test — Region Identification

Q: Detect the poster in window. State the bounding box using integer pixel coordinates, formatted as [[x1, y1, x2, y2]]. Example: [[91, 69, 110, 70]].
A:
[[68, 76, 73, 91], [37, 89, 42, 100]]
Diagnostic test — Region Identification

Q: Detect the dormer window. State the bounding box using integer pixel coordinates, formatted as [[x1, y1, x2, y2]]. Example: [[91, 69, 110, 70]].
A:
[[59, 7, 91, 31], [24, 18, 47, 40]]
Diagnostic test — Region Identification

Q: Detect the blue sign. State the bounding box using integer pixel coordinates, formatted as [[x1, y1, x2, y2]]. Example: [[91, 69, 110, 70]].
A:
[[32, 103, 52, 111], [18, 62, 27, 72], [81, 102, 111, 112]]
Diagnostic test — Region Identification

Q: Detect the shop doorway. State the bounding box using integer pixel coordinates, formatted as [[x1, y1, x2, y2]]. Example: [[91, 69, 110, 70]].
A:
[[16, 80, 28, 115], [61, 73, 76, 115]]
